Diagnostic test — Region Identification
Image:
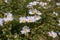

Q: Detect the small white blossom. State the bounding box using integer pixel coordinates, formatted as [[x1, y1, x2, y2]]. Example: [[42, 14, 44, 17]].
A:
[[19, 17, 27, 23], [21, 26, 30, 34], [0, 18, 3, 26], [4, 0, 8, 3], [39, 2, 47, 7], [27, 4, 33, 8], [56, 2, 60, 6], [48, 31, 57, 38], [29, 9, 42, 15], [53, 12, 58, 16], [29, 9, 37, 15], [26, 16, 36, 22], [58, 23, 60, 26], [58, 32, 60, 35], [31, 1, 39, 5], [34, 15, 41, 20], [47, 0, 51, 2], [58, 19, 60, 23], [36, 11, 42, 15], [27, 1, 39, 8], [58, 19, 60, 26], [3, 13, 13, 22]]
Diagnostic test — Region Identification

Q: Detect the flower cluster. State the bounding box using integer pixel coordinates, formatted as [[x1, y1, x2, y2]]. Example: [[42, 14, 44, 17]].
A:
[[27, 1, 39, 8], [27, 1, 47, 9], [19, 15, 41, 23], [19, 1, 42, 23], [0, 13, 13, 26]]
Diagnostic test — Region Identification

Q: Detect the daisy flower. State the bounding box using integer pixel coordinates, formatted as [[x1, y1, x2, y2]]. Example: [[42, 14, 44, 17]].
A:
[[48, 31, 57, 38], [27, 4, 33, 8], [58, 19, 60, 23], [0, 18, 3, 26], [56, 2, 60, 6], [4, 0, 8, 3], [47, 0, 51, 2], [29, 9, 42, 15], [19, 17, 27, 23], [20, 26, 30, 34], [27, 1, 39, 8], [3, 13, 13, 22], [31, 1, 39, 6], [29, 9, 37, 15], [58, 19, 60, 26], [36, 11, 42, 15], [53, 12, 58, 16], [39, 2, 47, 7], [26, 16, 36, 22], [34, 15, 41, 21], [58, 24, 60, 26], [58, 32, 60, 35]]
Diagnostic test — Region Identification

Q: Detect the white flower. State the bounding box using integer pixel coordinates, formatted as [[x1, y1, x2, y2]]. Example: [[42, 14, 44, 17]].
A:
[[27, 1, 39, 8], [31, 1, 39, 5], [19, 15, 41, 23], [58, 32, 60, 35], [3, 13, 13, 22], [27, 4, 33, 8], [56, 2, 60, 6], [53, 12, 58, 16], [0, 18, 3, 26], [36, 11, 42, 15], [26, 16, 36, 22], [19, 17, 27, 23], [4, 0, 8, 3], [48, 31, 57, 38], [47, 0, 51, 2], [34, 15, 41, 20], [58, 19, 60, 26], [58, 19, 60, 23], [58, 23, 60, 26], [29, 9, 42, 15], [39, 2, 47, 7], [29, 9, 37, 15], [21, 26, 30, 34]]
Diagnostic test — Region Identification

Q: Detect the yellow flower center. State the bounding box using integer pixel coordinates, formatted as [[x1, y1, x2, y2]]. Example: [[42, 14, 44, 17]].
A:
[[32, 12, 35, 14], [22, 20, 26, 23], [24, 29, 27, 33], [28, 19, 32, 22], [7, 16, 10, 18], [50, 34, 54, 36]]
